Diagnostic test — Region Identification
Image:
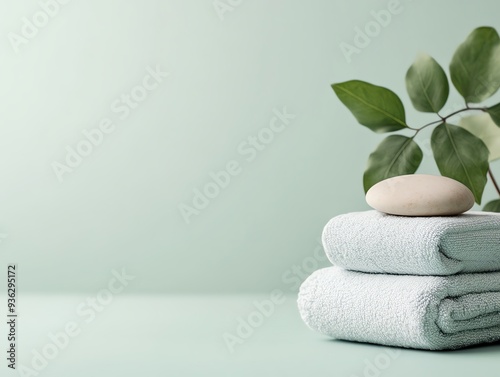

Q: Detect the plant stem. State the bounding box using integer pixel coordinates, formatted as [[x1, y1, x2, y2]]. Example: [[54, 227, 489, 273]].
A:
[[408, 106, 487, 134], [488, 168, 500, 197], [408, 119, 441, 132], [444, 105, 487, 118]]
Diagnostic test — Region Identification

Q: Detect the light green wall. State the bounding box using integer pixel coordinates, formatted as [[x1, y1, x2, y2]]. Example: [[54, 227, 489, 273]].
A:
[[0, 0, 499, 293]]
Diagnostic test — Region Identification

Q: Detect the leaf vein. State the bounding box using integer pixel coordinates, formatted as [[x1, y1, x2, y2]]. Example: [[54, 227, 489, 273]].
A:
[[336, 86, 406, 127]]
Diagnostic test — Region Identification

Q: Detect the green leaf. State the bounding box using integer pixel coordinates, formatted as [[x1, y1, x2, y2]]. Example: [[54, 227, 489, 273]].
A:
[[487, 102, 500, 127], [332, 80, 407, 133], [449, 26, 500, 103], [483, 199, 500, 212], [431, 122, 489, 203], [459, 113, 500, 161], [363, 135, 423, 192], [405, 54, 449, 113]]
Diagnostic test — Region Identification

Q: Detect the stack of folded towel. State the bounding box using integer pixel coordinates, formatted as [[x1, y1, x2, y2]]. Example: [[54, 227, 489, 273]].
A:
[[297, 210, 500, 350]]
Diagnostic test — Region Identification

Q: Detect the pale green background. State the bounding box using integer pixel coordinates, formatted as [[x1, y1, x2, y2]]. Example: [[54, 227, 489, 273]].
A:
[[0, 0, 500, 294], [2, 2, 500, 376]]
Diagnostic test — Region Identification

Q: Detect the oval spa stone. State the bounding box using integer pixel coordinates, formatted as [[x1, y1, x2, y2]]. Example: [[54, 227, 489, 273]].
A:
[[365, 174, 475, 216]]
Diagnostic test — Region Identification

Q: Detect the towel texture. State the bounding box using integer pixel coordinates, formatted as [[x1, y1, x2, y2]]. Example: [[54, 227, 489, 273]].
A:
[[298, 266, 500, 350], [322, 210, 500, 275]]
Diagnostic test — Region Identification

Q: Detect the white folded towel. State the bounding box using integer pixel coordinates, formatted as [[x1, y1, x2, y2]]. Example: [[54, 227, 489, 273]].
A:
[[298, 266, 500, 350], [322, 210, 500, 275]]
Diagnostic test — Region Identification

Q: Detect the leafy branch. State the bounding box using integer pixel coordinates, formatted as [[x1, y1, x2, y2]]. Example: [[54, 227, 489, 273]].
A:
[[332, 26, 500, 210], [408, 106, 487, 133]]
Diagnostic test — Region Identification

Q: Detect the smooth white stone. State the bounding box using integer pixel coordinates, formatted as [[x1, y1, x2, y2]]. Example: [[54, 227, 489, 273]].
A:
[[366, 174, 475, 216]]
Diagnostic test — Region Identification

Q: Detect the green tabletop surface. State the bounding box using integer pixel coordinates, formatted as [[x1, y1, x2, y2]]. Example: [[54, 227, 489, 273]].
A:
[[7, 294, 500, 377]]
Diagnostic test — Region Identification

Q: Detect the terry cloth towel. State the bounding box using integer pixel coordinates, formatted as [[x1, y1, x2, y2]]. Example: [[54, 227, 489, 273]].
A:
[[298, 266, 500, 350], [322, 210, 500, 275]]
